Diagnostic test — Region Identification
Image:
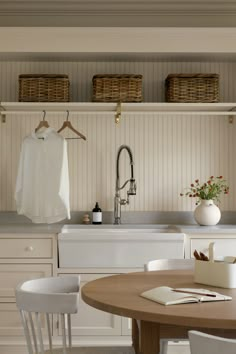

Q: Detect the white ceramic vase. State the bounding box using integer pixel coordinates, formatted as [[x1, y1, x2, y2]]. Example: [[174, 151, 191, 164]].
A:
[[194, 199, 221, 226]]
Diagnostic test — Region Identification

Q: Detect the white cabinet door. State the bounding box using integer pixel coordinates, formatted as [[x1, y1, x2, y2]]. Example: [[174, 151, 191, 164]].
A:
[[0, 303, 48, 337], [58, 273, 121, 336], [0, 303, 24, 336], [190, 238, 236, 258], [121, 317, 132, 335], [0, 264, 52, 300], [0, 264, 52, 336]]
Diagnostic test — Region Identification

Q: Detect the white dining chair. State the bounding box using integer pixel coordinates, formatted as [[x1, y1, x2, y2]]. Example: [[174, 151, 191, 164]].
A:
[[144, 258, 194, 272], [16, 276, 80, 354], [189, 330, 236, 354], [16, 276, 133, 354], [133, 259, 194, 354]]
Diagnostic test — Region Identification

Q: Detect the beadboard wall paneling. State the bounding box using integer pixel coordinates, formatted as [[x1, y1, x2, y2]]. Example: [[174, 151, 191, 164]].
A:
[[0, 60, 235, 212], [0, 61, 235, 102]]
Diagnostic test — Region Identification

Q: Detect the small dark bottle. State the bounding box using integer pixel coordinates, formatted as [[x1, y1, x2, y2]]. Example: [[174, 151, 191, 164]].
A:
[[92, 202, 102, 224]]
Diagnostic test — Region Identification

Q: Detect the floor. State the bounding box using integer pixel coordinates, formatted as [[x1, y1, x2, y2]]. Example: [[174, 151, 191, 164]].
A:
[[78, 343, 191, 354], [168, 343, 190, 354], [78, 348, 135, 354]]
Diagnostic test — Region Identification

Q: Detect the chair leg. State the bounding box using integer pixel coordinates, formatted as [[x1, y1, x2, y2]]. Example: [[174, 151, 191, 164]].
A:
[[160, 340, 168, 354], [132, 319, 140, 354]]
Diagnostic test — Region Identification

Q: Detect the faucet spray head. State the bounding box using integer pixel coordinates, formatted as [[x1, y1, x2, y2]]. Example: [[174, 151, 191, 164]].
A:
[[128, 178, 136, 195]]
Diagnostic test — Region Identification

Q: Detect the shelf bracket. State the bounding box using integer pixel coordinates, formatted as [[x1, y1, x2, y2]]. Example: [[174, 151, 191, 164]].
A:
[[228, 107, 236, 124], [0, 103, 6, 123], [115, 102, 122, 124]]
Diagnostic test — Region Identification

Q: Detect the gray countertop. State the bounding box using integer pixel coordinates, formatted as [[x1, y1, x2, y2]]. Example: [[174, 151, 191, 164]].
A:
[[0, 211, 236, 234], [0, 223, 236, 234], [177, 224, 236, 234], [0, 224, 62, 234]]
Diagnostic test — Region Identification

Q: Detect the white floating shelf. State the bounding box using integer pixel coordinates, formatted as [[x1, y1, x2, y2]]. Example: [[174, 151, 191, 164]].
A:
[[1, 102, 236, 116]]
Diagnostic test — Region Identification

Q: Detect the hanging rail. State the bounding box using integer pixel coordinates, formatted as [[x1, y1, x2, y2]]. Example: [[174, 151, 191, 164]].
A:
[[1, 111, 116, 115], [2, 110, 236, 116], [1, 103, 236, 123]]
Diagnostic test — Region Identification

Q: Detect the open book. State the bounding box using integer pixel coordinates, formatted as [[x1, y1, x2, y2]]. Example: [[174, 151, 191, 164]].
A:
[[140, 286, 232, 306]]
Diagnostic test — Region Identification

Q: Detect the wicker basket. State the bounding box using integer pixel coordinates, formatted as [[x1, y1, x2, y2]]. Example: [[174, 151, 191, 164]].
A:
[[92, 74, 142, 102], [165, 74, 219, 103], [19, 74, 70, 102]]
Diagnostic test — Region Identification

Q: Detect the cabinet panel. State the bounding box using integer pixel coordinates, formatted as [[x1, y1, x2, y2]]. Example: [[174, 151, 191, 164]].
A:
[[0, 264, 52, 299], [58, 273, 121, 336], [190, 238, 236, 258], [0, 239, 52, 258], [0, 303, 48, 337], [0, 303, 24, 336], [121, 317, 132, 336]]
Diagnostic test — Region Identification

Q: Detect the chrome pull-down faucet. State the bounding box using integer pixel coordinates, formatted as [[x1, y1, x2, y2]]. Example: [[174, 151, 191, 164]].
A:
[[114, 145, 136, 224]]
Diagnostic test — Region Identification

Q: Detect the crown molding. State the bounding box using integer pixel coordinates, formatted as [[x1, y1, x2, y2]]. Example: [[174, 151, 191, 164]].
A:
[[1, 1, 236, 27], [1, 0, 236, 16]]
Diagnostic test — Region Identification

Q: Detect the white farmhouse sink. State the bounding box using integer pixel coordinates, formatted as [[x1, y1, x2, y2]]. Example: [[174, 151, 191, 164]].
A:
[[58, 224, 185, 268]]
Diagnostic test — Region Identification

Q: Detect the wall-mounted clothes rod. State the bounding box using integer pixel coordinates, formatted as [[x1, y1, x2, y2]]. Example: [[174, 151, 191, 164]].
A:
[[1, 111, 116, 116], [1, 102, 236, 124], [0, 102, 123, 124], [1, 111, 236, 116]]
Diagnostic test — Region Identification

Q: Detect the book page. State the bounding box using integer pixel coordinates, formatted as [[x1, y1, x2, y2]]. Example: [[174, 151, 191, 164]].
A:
[[175, 288, 232, 302], [140, 286, 199, 305], [140, 286, 232, 306]]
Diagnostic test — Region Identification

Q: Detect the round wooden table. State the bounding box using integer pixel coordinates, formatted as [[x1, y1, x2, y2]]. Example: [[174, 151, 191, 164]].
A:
[[82, 270, 236, 354]]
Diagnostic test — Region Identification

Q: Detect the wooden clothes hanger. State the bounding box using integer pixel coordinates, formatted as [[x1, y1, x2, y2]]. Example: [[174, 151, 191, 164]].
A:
[[35, 110, 50, 132], [57, 111, 86, 140]]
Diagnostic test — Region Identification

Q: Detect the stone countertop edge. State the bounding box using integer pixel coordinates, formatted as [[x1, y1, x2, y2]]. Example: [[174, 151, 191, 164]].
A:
[[0, 224, 63, 234], [0, 223, 236, 234]]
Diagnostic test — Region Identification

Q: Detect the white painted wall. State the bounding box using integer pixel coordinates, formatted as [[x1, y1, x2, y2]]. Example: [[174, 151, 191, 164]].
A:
[[0, 60, 235, 212]]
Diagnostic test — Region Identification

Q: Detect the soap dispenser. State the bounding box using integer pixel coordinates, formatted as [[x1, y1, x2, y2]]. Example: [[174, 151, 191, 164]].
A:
[[92, 202, 102, 224]]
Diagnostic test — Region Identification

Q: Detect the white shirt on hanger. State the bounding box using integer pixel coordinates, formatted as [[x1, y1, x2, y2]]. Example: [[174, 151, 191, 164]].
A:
[[15, 127, 71, 224]]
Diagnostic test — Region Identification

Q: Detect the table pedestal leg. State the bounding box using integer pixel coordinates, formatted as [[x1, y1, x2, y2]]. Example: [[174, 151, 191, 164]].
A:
[[140, 320, 160, 354], [132, 318, 140, 354]]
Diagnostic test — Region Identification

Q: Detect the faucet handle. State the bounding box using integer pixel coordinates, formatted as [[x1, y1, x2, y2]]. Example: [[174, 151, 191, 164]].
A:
[[120, 199, 128, 205]]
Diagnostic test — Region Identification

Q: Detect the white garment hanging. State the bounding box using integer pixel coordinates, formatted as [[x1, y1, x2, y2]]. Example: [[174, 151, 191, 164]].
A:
[[15, 127, 70, 224]]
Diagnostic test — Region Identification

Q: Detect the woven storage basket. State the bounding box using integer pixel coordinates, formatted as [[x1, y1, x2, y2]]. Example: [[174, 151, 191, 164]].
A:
[[92, 74, 142, 102], [165, 74, 219, 103], [19, 74, 70, 102]]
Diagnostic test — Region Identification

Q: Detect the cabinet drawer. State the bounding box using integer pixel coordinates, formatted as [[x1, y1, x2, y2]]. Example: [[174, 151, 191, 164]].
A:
[[191, 239, 236, 258], [0, 264, 52, 299], [0, 238, 52, 258]]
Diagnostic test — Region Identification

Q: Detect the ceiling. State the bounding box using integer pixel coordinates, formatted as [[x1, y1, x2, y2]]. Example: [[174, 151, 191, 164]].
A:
[[0, 0, 236, 27]]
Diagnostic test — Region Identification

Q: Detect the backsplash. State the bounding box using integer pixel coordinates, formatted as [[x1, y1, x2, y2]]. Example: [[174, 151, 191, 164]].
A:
[[0, 60, 235, 212]]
